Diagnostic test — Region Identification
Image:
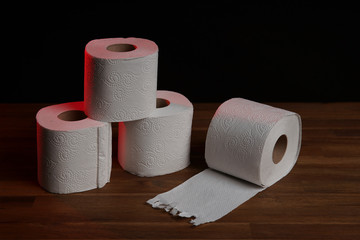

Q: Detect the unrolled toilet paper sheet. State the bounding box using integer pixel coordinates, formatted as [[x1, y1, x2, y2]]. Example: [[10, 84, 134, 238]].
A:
[[148, 98, 302, 225], [148, 169, 264, 225]]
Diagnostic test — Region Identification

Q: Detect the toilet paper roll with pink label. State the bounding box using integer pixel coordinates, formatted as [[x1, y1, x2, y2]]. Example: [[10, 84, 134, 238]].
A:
[[84, 37, 158, 122], [36, 102, 112, 194], [118, 90, 193, 177]]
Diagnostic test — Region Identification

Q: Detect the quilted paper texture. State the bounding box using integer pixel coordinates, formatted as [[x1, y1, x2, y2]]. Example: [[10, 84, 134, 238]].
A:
[[84, 52, 158, 122], [37, 123, 112, 194]]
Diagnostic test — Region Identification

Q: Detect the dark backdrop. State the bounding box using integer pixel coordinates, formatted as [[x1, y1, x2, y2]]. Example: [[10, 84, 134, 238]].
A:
[[11, 2, 359, 103]]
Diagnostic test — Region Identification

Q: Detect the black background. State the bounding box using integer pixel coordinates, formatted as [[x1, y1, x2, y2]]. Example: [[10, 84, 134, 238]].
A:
[[10, 1, 360, 103]]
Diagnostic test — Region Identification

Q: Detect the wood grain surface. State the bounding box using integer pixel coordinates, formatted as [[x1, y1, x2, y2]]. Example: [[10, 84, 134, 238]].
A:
[[0, 102, 359, 239]]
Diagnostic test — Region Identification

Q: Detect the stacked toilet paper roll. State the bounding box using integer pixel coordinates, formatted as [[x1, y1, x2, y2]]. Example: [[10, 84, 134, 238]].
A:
[[37, 102, 112, 194], [118, 90, 193, 177], [37, 37, 194, 194], [84, 37, 158, 122], [147, 98, 302, 225]]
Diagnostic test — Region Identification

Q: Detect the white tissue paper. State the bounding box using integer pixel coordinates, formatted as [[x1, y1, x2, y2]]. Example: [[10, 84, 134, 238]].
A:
[[118, 90, 193, 177], [36, 102, 112, 194], [84, 37, 158, 122], [147, 98, 302, 225]]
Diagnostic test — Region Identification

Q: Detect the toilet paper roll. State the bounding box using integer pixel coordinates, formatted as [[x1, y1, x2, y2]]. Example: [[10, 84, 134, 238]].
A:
[[84, 37, 158, 122], [118, 90, 193, 177], [205, 98, 301, 187], [148, 98, 301, 225], [36, 102, 112, 194]]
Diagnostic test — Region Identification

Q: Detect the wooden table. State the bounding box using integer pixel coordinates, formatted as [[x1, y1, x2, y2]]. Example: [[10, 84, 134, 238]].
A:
[[0, 102, 359, 239]]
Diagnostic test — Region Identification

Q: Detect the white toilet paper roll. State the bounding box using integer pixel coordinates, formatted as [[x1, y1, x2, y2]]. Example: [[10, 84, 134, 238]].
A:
[[205, 98, 301, 187], [36, 102, 112, 194], [118, 90, 193, 177], [148, 98, 301, 225], [84, 37, 158, 122]]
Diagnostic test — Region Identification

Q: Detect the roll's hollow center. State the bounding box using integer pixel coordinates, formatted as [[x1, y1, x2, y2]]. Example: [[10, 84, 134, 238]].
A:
[[156, 98, 170, 108], [57, 110, 88, 121], [272, 134, 287, 164], [106, 43, 136, 52]]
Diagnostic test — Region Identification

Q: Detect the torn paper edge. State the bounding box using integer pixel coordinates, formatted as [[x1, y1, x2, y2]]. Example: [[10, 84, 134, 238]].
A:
[[146, 198, 207, 226]]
